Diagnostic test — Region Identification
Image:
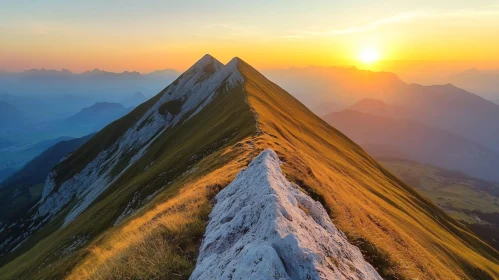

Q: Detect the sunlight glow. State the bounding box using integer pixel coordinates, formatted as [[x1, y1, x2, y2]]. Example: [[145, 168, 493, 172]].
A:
[[358, 47, 380, 64]]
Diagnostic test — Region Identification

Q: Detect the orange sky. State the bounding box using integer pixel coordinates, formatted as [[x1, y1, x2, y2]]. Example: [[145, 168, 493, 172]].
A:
[[1, 1, 499, 73]]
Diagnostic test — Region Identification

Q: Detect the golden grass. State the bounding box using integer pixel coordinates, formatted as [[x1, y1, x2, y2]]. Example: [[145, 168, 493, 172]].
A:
[[68, 61, 499, 279], [67, 144, 254, 280], [4, 58, 499, 280], [238, 59, 499, 279], [0, 80, 257, 279]]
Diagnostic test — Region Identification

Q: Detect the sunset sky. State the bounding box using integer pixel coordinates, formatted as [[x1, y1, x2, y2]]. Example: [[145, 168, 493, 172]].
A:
[[2, 0, 499, 73]]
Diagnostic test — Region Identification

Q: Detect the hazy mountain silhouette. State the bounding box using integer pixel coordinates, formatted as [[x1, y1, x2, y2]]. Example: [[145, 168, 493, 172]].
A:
[[264, 66, 405, 111], [324, 109, 499, 182], [447, 68, 499, 100], [348, 93, 499, 153], [0, 68, 180, 118], [267, 67, 499, 153], [65, 102, 130, 133], [120, 92, 149, 107], [0, 101, 23, 127], [0, 138, 15, 149]]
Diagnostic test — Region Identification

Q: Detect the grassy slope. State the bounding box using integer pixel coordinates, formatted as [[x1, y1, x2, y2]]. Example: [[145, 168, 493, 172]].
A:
[[380, 159, 499, 250], [238, 59, 499, 279], [0, 82, 257, 279], [2, 58, 499, 280]]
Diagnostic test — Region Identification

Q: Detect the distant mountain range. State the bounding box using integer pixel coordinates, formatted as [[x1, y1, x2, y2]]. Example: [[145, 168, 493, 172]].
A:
[[0, 102, 127, 185], [11, 68, 179, 80], [324, 108, 499, 182], [120, 92, 149, 107], [266, 66, 499, 155], [264, 66, 405, 109], [0, 138, 15, 149], [447, 68, 499, 100], [0, 68, 180, 118], [0, 101, 23, 127], [345, 95, 499, 154], [66, 102, 130, 126], [62, 102, 131, 136]]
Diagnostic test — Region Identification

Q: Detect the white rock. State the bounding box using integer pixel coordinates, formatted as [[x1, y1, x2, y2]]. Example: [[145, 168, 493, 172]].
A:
[[191, 149, 382, 280], [36, 55, 244, 226]]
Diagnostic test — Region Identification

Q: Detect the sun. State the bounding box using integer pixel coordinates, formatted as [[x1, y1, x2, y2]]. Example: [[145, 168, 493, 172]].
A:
[[358, 47, 380, 64]]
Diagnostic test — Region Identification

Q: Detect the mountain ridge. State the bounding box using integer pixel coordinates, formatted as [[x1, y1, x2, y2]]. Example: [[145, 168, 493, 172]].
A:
[[191, 149, 382, 279], [0, 55, 498, 280]]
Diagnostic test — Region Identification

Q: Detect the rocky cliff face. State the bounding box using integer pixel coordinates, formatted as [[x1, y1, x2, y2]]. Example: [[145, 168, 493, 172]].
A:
[[191, 149, 381, 280]]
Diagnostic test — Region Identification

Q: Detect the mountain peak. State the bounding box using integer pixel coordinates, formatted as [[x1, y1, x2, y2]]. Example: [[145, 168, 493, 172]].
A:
[[190, 54, 223, 72], [4, 54, 499, 280], [227, 56, 241, 65]]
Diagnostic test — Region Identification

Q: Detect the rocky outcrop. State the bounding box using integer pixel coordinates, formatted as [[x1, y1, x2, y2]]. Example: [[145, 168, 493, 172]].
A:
[[191, 149, 382, 280]]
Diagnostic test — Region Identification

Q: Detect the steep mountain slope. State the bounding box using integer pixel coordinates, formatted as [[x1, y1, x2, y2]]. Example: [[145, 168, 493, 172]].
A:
[[323, 109, 499, 182], [0, 56, 498, 280], [0, 134, 93, 220], [380, 158, 499, 251]]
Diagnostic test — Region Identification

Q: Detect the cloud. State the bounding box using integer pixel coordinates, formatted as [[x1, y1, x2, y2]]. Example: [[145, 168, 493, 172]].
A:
[[282, 8, 499, 39], [329, 11, 428, 35], [201, 23, 270, 40]]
